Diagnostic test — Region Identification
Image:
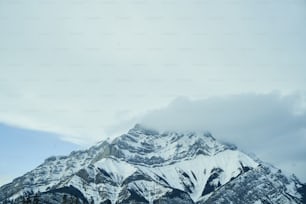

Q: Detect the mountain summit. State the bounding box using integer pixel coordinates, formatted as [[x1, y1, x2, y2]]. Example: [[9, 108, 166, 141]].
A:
[[0, 124, 305, 204]]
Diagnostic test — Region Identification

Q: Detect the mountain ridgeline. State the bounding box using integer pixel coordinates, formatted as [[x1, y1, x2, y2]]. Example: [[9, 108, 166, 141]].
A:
[[0, 124, 305, 204]]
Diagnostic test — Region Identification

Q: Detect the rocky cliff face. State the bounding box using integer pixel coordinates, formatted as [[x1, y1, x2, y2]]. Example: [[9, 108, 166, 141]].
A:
[[0, 124, 305, 204]]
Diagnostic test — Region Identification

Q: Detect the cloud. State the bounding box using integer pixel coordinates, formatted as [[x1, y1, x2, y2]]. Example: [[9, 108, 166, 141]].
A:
[[0, 0, 306, 145], [137, 93, 306, 181]]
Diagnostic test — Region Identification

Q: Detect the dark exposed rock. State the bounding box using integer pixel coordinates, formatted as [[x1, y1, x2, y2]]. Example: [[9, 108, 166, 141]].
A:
[[154, 189, 194, 204]]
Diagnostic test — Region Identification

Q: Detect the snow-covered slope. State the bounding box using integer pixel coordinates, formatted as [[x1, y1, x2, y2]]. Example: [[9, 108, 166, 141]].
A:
[[0, 124, 305, 204]]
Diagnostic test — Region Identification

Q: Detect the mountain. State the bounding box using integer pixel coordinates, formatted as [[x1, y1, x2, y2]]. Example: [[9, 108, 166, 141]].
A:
[[0, 124, 305, 204]]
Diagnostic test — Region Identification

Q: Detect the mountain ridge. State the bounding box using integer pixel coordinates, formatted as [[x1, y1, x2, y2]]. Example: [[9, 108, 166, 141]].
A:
[[0, 124, 305, 204]]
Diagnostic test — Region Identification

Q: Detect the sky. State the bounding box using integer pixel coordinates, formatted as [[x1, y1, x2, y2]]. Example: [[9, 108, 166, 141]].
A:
[[0, 123, 79, 186], [0, 0, 306, 184]]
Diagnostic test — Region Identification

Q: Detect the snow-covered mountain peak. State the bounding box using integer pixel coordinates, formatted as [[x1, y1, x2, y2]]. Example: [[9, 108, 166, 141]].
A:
[[0, 124, 305, 204], [111, 124, 232, 166], [128, 123, 160, 136]]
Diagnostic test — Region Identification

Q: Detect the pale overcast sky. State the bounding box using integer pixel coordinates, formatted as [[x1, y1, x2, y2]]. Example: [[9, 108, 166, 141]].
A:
[[0, 0, 306, 184]]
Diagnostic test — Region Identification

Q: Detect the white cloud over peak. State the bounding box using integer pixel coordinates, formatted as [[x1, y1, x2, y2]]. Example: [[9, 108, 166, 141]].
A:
[[137, 93, 306, 181]]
